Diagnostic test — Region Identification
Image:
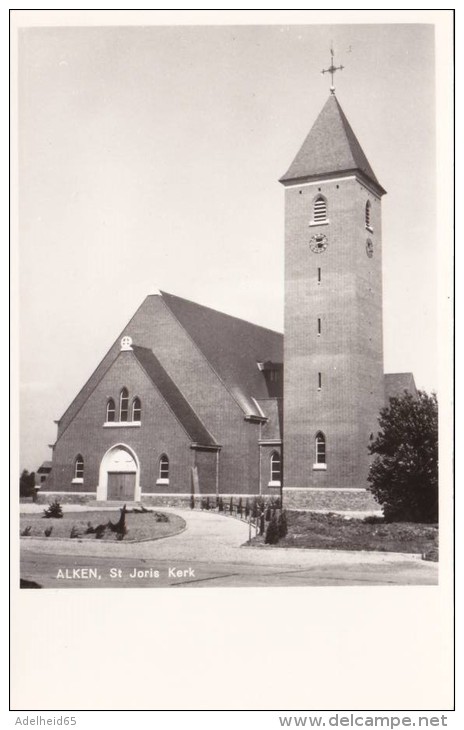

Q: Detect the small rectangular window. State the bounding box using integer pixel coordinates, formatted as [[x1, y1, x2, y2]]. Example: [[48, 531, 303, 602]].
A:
[[318, 372, 322, 389], [317, 267, 321, 283], [317, 318, 321, 335]]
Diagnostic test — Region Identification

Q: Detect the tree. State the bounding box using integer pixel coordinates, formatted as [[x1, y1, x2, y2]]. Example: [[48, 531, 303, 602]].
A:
[[368, 390, 438, 523], [19, 470, 36, 498], [265, 516, 280, 544]]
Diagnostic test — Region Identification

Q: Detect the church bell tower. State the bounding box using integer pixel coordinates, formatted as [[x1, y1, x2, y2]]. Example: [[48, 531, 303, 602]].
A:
[[280, 67, 387, 510]]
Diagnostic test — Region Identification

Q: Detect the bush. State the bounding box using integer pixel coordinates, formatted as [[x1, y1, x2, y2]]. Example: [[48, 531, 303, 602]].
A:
[[278, 510, 288, 538], [265, 516, 280, 544], [107, 505, 127, 539], [70, 526, 80, 539], [43, 500, 63, 519], [368, 390, 438, 522], [44, 526, 53, 537], [237, 497, 243, 518], [21, 526, 32, 537]]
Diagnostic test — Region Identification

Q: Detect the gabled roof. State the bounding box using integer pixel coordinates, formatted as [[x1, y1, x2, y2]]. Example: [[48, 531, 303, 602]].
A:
[[132, 345, 218, 447], [160, 291, 283, 417], [280, 94, 386, 195], [384, 372, 418, 403], [56, 292, 283, 436], [37, 461, 53, 473]]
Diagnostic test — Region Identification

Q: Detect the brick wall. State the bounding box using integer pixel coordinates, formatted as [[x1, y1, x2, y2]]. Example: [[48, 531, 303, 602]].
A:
[[283, 176, 384, 495]]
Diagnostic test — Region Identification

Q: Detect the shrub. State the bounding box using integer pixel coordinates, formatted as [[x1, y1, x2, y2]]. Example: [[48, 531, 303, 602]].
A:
[[95, 524, 106, 539], [265, 516, 280, 544], [70, 526, 80, 539], [278, 510, 288, 538], [85, 522, 96, 534], [21, 526, 32, 536], [44, 526, 53, 537], [107, 505, 127, 538], [368, 390, 438, 522], [155, 512, 169, 522], [43, 500, 63, 519]]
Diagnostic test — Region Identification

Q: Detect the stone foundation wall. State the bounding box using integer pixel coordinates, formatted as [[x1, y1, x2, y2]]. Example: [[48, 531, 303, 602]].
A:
[[283, 488, 380, 512], [36, 493, 97, 505]]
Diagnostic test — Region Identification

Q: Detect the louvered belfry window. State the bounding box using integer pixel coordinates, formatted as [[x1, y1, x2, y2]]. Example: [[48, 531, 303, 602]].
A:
[[313, 196, 327, 223]]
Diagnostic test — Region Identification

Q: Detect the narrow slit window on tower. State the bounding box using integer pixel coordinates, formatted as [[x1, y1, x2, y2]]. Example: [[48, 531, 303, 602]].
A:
[[365, 200, 373, 231], [313, 195, 328, 223], [119, 387, 129, 422], [317, 267, 321, 284], [317, 318, 322, 335], [318, 372, 322, 390]]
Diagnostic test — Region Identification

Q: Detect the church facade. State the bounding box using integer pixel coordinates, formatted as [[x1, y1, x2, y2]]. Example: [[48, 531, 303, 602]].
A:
[[41, 91, 415, 511]]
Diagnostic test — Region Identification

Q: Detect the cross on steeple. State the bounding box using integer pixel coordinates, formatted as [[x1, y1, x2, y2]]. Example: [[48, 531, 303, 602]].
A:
[[321, 44, 344, 94]]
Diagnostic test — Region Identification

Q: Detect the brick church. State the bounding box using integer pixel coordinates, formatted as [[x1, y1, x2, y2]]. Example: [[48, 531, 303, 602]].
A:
[[42, 90, 416, 511]]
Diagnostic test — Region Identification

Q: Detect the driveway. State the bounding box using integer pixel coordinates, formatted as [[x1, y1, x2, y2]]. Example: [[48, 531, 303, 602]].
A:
[[20, 507, 438, 588]]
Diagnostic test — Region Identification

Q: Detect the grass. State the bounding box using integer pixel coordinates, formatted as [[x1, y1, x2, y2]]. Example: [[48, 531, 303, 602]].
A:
[[253, 512, 438, 557], [19, 509, 186, 542]]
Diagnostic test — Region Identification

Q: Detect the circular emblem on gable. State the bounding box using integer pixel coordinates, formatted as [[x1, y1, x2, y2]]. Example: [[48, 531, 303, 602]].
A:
[[366, 238, 373, 258], [309, 233, 328, 254], [120, 336, 133, 351]]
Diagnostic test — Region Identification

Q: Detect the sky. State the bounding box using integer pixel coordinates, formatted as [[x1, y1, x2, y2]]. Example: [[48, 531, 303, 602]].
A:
[[17, 19, 442, 471]]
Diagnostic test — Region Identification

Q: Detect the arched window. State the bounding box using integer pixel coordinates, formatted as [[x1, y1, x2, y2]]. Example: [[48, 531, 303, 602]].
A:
[[132, 397, 142, 422], [270, 450, 282, 484], [74, 454, 84, 480], [106, 398, 116, 422], [315, 432, 326, 464], [313, 195, 328, 223], [158, 454, 169, 482], [365, 200, 372, 230], [119, 388, 129, 422]]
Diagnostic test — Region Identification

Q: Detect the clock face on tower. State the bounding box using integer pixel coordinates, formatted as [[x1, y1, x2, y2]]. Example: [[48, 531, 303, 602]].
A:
[[309, 233, 328, 253]]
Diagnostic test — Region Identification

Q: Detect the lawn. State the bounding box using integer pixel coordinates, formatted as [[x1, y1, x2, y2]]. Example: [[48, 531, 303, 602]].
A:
[[253, 512, 438, 557], [19, 508, 186, 542]]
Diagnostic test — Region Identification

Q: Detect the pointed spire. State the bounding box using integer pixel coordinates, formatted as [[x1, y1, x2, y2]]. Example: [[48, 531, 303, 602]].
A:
[[280, 95, 386, 195]]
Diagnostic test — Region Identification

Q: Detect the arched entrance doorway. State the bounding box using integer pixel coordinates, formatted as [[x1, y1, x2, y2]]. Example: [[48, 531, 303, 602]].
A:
[[97, 444, 140, 501]]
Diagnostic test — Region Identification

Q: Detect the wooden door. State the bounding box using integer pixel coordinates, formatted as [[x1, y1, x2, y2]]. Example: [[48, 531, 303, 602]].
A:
[[107, 472, 136, 501]]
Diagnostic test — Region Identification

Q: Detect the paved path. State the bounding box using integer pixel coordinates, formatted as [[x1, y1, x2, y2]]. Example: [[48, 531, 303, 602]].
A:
[[20, 508, 438, 588]]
